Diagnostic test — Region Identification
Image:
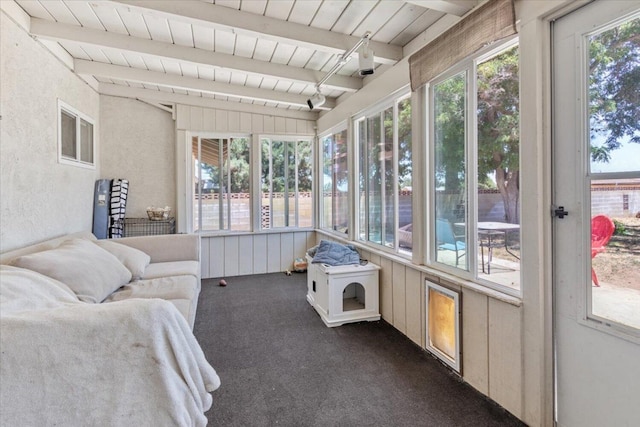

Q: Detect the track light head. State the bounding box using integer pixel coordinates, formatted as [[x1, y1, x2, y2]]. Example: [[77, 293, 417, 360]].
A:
[[307, 91, 326, 110], [358, 39, 375, 76]]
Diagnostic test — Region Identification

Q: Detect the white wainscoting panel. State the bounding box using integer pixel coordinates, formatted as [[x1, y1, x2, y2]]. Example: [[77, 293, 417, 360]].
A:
[[392, 261, 407, 334], [200, 231, 315, 279]]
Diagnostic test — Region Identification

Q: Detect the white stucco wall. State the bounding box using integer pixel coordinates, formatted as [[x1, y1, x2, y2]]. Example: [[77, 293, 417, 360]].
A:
[[0, 12, 100, 252], [99, 96, 176, 218]]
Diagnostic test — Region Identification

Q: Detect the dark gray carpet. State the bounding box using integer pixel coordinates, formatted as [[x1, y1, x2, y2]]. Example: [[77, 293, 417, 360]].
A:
[[194, 273, 524, 427]]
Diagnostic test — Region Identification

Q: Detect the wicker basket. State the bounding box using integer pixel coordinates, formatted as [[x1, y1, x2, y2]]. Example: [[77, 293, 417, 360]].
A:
[[146, 206, 171, 221]]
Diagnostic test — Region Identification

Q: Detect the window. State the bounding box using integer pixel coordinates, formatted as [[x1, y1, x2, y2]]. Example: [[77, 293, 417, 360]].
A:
[[355, 92, 412, 255], [429, 41, 520, 293], [192, 135, 250, 232], [260, 136, 313, 229], [58, 100, 95, 167], [320, 126, 349, 234]]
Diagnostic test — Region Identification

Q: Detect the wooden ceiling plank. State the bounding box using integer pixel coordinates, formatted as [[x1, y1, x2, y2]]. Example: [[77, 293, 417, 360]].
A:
[[389, 8, 445, 46], [109, 0, 402, 63], [330, 1, 377, 35], [115, 7, 151, 39], [402, 0, 476, 17], [87, 1, 129, 34], [39, 0, 80, 26], [287, 0, 322, 26], [63, 0, 104, 30], [168, 20, 195, 48], [142, 13, 172, 43], [29, 18, 362, 92]]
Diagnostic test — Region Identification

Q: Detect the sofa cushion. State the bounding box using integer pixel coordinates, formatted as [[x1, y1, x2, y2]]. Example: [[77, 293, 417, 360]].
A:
[[95, 240, 151, 280], [104, 275, 198, 325], [0, 265, 80, 314], [11, 239, 132, 303], [142, 261, 200, 280]]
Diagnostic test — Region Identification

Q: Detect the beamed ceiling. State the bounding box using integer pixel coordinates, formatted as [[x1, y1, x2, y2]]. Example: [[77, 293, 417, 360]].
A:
[[12, 0, 481, 117]]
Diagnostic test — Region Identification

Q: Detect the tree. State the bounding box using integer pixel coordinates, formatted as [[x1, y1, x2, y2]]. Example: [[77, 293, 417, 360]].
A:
[[477, 45, 520, 223], [588, 17, 640, 162]]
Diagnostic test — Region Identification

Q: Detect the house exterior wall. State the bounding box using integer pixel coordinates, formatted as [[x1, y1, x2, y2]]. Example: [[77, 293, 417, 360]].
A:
[[0, 12, 100, 252], [99, 96, 176, 218]]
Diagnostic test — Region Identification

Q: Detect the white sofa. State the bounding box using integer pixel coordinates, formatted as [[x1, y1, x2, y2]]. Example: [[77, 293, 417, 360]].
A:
[[0, 232, 219, 426]]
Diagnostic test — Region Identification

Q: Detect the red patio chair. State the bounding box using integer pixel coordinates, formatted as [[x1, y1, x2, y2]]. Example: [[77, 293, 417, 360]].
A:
[[591, 215, 615, 287]]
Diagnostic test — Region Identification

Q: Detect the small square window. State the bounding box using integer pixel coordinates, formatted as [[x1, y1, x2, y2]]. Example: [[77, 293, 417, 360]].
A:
[[58, 100, 95, 168]]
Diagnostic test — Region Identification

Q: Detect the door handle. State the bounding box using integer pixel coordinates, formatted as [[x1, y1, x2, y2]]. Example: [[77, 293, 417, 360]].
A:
[[554, 206, 569, 219]]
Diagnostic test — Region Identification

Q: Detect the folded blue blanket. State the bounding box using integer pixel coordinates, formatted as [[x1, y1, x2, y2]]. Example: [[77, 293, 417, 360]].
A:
[[311, 240, 360, 266]]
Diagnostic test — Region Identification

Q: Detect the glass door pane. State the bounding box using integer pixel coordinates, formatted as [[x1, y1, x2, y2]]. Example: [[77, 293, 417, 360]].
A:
[[588, 16, 640, 330]]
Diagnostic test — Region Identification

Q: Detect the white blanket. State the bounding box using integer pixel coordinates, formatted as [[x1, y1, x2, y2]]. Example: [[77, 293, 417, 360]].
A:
[[0, 266, 220, 426]]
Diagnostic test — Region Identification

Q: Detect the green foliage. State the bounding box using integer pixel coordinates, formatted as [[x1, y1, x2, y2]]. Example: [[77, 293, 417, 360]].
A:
[[434, 72, 466, 192], [261, 138, 312, 193], [477, 46, 520, 179], [613, 219, 627, 236], [589, 17, 640, 162]]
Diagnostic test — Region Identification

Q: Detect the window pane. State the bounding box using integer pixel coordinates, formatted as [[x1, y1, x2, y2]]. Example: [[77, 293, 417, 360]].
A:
[[588, 17, 640, 330], [80, 119, 93, 163], [226, 137, 251, 231], [61, 110, 76, 159], [297, 139, 313, 228], [476, 45, 520, 288], [383, 107, 395, 248], [261, 138, 312, 229], [367, 114, 382, 244], [398, 98, 413, 253], [193, 137, 250, 232], [333, 130, 349, 233], [322, 135, 332, 229], [434, 72, 467, 270], [358, 119, 367, 241]]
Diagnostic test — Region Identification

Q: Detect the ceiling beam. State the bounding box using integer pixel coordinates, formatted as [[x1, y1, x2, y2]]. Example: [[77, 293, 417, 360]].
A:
[[403, 0, 478, 17], [29, 18, 362, 93], [76, 59, 335, 110], [98, 83, 319, 121], [108, 0, 402, 64]]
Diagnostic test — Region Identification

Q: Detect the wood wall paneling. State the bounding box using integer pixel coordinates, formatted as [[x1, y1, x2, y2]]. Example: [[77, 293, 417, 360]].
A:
[[280, 233, 294, 271], [190, 105, 203, 130], [204, 108, 216, 131], [267, 233, 282, 272], [264, 115, 275, 133], [405, 267, 422, 346], [488, 299, 523, 419], [228, 110, 240, 132], [238, 235, 254, 276], [251, 114, 264, 133], [208, 237, 225, 278], [200, 235, 210, 279], [252, 234, 268, 274], [223, 236, 240, 277], [392, 262, 407, 334], [215, 110, 229, 132], [462, 289, 489, 395], [378, 256, 393, 322]]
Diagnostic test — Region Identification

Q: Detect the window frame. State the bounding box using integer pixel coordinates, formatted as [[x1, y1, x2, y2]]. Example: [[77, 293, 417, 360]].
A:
[[259, 134, 315, 230], [353, 88, 413, 258], [188, 132, 252, 234], [319, 121, 349, 236], [426, 38, 522, 297], [57, 99, 95, 169]]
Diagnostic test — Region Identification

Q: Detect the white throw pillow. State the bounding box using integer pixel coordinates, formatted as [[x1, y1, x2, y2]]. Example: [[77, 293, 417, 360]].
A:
[[11, 239, 132, 303], [95, 240, 151, 280], [0, 265, 80, 314]]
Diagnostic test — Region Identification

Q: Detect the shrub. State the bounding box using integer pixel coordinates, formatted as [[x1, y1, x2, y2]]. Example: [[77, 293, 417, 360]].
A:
[[613, 219, 627, 236]]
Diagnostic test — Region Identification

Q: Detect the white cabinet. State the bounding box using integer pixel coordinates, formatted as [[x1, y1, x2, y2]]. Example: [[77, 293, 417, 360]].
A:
[[306, 255, 380, 327]]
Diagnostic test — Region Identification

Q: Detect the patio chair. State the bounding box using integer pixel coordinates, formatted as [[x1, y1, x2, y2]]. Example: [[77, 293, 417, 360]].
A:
[[436, 218, 466, 267], [591, 214, 615, 287]]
